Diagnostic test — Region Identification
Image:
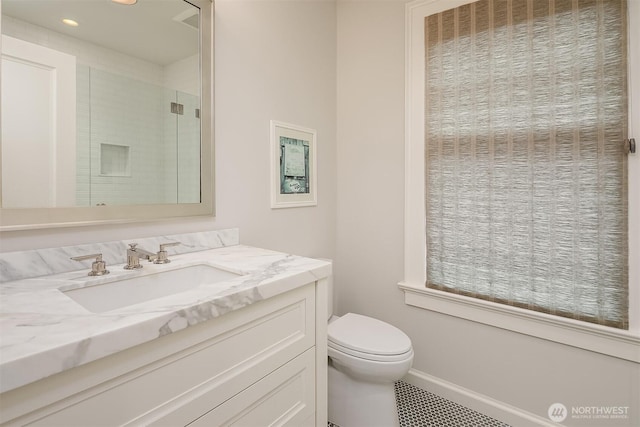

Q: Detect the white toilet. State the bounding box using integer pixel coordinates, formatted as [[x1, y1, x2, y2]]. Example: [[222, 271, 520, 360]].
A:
[[327, 282, 414, 426]]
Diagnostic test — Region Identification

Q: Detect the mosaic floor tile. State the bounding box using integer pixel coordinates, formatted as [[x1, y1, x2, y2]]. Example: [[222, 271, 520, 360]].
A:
[[329, 380, 511, 427]]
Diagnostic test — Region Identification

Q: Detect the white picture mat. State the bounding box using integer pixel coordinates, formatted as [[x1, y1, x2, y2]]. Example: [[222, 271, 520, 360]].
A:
[[270, 120, 317, 208]]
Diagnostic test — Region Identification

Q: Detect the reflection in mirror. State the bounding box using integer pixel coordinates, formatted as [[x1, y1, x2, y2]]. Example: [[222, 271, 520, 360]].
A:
[[1, 0, 202, 209]]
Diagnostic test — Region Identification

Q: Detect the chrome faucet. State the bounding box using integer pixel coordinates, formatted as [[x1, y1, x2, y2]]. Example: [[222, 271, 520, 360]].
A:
[[124, 243, 157, 269], [124, 242, 181, 269], [154, 242, 181, 264], [71, 253, 110, 276]]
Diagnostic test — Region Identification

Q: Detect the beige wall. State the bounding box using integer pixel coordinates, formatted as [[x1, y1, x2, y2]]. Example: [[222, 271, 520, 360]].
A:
[[0, 0, 337, 262], [335, 0, 639, 425]]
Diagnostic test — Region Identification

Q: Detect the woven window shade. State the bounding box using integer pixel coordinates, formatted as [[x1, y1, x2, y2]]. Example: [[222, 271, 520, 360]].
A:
[[424, 0, 628, 328]]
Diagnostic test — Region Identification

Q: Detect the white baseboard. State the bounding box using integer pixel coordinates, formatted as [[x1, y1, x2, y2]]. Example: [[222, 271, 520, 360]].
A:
[[402, 368, 558, 427]]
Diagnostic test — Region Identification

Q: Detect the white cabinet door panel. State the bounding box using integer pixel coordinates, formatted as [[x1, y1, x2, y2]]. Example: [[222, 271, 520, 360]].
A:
[[189, 348, 316, 427]]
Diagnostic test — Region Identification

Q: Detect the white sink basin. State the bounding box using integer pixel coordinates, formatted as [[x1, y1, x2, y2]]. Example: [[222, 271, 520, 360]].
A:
[[63, 264, 241, 313]]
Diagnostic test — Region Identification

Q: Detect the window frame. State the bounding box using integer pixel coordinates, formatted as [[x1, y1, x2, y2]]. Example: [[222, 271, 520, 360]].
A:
[[401, 0, 640, 362]]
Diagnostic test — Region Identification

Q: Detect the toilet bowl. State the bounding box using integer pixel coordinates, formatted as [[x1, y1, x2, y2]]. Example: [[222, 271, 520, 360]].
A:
[[327, 313, 414, 427]]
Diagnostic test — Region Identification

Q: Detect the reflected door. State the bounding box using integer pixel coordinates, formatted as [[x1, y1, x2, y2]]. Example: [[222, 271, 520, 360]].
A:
[[1, 35, 76, 208]]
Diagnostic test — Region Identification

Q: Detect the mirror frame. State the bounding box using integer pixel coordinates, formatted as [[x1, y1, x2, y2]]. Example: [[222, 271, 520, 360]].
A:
[[0, 0, 214, 231]]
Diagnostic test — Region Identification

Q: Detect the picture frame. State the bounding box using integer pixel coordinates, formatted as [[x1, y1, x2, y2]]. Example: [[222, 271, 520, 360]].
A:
[[270, 120, 317, 208]]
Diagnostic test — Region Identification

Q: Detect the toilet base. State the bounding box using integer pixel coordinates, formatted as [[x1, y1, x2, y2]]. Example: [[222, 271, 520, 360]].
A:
[[328, 362, 399, 427]]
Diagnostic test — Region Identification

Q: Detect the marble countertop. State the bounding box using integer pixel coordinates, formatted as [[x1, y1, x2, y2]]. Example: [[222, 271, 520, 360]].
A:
[[0, 244, 331, 393]]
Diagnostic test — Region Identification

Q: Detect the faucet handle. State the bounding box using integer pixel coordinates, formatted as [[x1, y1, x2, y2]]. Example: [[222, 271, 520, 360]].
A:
[[154, 242, 181, 264], [124, 243, 144, 270], [71, 253, 110, 276], [159, 242, 181, 251]]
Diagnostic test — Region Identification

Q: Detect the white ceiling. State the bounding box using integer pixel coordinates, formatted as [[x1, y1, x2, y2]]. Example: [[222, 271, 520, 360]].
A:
[[2, 0, 200, 65]]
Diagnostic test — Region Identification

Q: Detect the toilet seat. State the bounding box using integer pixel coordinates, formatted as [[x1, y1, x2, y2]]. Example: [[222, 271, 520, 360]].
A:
[[328, 313, 412, 362]]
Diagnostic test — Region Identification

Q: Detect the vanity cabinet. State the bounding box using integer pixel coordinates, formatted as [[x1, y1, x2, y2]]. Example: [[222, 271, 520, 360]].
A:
[[0, 282, 326, 426]]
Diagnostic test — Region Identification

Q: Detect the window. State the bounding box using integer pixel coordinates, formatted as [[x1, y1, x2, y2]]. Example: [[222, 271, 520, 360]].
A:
[[425, 0, 628, 329], [402, 0, 639, 361]]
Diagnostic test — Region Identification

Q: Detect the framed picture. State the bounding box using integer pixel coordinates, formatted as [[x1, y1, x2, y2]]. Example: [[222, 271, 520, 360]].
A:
[[270, 120, 317, 208]]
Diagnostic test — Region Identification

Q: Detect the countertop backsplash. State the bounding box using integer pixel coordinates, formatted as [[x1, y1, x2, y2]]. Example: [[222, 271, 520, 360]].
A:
[[0, 228, 240, 283]]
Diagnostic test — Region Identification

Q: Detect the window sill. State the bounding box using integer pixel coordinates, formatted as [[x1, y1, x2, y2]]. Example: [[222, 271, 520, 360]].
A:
[[398, 282, 640, 363]]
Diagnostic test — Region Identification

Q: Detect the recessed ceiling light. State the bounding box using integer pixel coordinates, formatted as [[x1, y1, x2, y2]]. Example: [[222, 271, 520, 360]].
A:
[[112, 0, 137, 5], [62, 18, 79, 27]]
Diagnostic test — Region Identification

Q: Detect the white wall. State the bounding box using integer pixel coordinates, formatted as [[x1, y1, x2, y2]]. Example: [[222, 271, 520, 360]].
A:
[[335, 0, 639, 425], [213, 0, 337, 258], [0, 0, 337, 264]]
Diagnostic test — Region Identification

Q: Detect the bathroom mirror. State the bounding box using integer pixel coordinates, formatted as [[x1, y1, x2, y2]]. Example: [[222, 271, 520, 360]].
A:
[[0, 0, 213, 230]]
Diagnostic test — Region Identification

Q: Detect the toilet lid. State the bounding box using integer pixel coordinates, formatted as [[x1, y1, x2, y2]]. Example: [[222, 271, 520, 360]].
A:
[[328, 313, 412, 358]]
